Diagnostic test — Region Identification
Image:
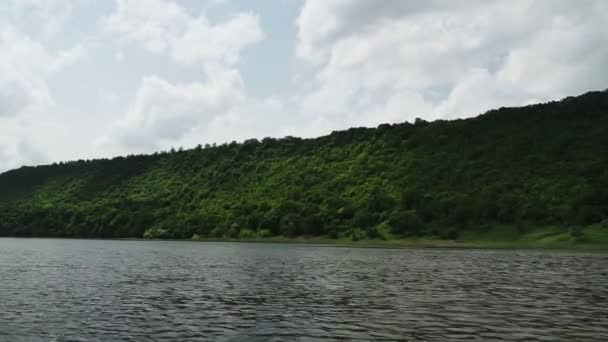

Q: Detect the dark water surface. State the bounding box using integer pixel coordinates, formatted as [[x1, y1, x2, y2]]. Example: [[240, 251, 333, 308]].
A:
[[1, 239, 607, 341]]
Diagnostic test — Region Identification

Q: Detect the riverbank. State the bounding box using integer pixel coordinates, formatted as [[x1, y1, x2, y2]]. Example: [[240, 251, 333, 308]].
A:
[[2, 225, 607, 251], [188, 237, 608, 251], [190, 225, 608, 251]]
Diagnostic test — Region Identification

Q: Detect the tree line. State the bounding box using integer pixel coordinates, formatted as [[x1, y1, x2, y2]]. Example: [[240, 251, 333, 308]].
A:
[[0, 90, 607, 240]]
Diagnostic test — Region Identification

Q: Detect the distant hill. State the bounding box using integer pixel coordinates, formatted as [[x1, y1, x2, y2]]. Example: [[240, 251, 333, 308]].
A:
[[1, 90, 607, 242]]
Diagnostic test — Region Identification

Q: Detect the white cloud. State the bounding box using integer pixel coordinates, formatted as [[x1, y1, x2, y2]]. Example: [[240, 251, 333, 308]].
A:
[[0, 6, 86, 170], [295, 0, 608, 128], [114, 51, 125, 62], [170, 13, 263, 66], [51, 45, 88, 72], [99, 89, 119, 104], [0, 0, 76, 39], [0, 27, 85, 118], [0, 29, 53, 117], [103, 0, 263, 66], [0, 122, 49, 172], [102, 0, 188, 53], [100, 0, 267, 154], [100, 66, 247, 152], [296, 0, 487, 63]]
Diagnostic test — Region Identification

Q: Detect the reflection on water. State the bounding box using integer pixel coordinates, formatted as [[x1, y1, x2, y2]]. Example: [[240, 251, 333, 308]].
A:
[[1, 238, 607, 341]]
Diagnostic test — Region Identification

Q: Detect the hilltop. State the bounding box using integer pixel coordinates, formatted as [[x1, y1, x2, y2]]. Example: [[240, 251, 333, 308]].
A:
[[1, 90, 607, 247]]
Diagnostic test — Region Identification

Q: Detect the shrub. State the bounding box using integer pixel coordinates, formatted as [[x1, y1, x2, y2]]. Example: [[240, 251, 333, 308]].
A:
[[350, 228, 365, 241], [238, 228, 255, 239], [388, 210, 425, 236], [445, 229, 460, 240], [569, 226, 585, 239]]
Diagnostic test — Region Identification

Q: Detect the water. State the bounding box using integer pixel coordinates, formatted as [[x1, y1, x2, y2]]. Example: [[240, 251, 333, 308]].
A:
[[0, 239, 607, 341]]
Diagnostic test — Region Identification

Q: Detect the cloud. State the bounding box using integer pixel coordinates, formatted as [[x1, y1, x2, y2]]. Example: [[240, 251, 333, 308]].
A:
[[170, 13, 263, 66], [114, 51, 125, 62], [51, 45, 88, 72], [103, 0, 263, 66], [100, 0, 267, 154], [0, 27, 85, 118], [296, 0, 485, 63], [0, 129, 49, 172], [0, 28, 54, 117], [0, 0, 76, 39], [100, 67, 299, 155], [99, 89, 119, 104], [0, 3, 86, 170], [99, 65, 246, 152], [295, 0, 608, 128], [102, 0, 188, 53]]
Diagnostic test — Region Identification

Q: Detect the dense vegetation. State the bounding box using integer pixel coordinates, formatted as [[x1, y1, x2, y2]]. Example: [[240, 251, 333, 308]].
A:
[[1, 90, 607, 242]]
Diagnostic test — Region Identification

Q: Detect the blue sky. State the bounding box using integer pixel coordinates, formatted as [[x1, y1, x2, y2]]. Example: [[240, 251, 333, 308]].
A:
[[1, 0, 607, 171]]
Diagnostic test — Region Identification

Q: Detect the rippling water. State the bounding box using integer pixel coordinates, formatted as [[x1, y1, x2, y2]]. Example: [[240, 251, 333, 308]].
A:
[[1, 239, 607, 341]]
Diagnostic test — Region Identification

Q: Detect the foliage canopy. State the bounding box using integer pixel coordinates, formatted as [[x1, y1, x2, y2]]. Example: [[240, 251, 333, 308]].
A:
[[1, 90, 607, 240]]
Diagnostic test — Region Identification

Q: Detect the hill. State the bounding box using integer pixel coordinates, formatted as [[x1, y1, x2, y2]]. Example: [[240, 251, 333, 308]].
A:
[[1, 90, 607, 245]]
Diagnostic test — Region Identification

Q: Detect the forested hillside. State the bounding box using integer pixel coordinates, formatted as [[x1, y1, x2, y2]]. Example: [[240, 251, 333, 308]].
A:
[[1, 90, 607, 240]]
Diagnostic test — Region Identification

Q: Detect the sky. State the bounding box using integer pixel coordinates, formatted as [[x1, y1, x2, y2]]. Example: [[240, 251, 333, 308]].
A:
[[0, 0, 607, 172]]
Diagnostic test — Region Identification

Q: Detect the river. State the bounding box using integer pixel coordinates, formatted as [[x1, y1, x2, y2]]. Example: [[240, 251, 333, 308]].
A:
[[1, 238, 607, 341]]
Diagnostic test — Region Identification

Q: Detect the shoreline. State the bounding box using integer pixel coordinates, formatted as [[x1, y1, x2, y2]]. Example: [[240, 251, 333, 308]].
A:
[[191, 236, 608, 251], [2, 235, 608, 251]]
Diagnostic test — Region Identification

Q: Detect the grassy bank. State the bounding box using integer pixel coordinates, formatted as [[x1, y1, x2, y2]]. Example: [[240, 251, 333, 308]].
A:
[[3, 225, 607, 251], [189, 225, 608, 251]]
